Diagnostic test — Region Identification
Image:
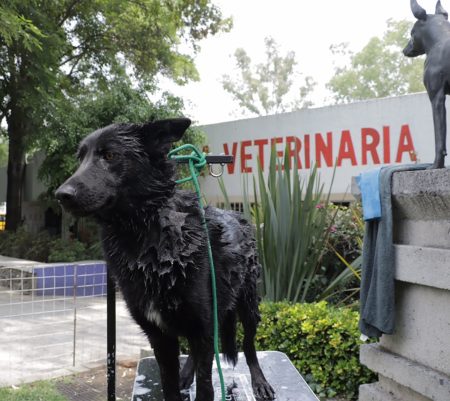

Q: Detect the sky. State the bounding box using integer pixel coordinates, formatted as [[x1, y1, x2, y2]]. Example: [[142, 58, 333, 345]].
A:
[[157, 0, 443, 125]]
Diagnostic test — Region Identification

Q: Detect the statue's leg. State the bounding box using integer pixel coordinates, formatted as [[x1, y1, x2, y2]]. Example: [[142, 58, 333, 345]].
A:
[[429, 89, 447, 169]]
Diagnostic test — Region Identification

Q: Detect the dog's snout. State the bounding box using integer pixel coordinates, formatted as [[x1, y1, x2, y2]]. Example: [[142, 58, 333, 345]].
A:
[[55, 185, 77, 205]]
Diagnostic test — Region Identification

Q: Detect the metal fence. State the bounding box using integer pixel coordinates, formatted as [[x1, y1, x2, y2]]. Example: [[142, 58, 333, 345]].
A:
[[0, 262, 148, 387]]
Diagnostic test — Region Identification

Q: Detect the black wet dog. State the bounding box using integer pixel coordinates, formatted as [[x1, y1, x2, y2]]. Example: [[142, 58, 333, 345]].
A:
[[55, 118, 274, 401]]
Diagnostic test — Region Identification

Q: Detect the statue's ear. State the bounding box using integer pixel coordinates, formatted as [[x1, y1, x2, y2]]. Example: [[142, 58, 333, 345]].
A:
[[142, 118, 191, 144], [436, 0, 449, 19], [411, 0, 427, 20]]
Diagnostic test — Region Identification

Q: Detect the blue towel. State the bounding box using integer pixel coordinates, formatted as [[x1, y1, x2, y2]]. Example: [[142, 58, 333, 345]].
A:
[[357, 169, 382, 221]]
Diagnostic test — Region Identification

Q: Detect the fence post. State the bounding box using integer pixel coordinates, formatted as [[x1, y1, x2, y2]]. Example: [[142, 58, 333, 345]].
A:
[[107, 268, 116, 401], [72, 264, 78, 367]]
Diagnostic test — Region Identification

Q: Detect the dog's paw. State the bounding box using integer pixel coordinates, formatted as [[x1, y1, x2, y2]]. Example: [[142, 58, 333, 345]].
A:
[[253, 379, 276, 400], [179, 373, 194, 391]]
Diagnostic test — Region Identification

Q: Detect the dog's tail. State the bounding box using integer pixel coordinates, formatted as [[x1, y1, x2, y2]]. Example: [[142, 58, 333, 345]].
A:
[[220, 310, 238, 366]]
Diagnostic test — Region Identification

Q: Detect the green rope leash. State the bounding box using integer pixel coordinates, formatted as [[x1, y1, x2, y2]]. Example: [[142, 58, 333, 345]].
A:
[[168, 144, 226, 401]]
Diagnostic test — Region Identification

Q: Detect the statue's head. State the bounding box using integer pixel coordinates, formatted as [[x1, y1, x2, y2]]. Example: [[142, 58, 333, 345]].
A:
[[403, 0, 449, 57]]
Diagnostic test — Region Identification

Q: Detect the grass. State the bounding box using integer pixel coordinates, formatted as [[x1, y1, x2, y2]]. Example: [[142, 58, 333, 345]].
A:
[[0, 381, 68, 401]]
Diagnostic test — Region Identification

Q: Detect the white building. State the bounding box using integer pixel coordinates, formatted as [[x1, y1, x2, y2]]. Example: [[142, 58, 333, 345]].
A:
[[199, 92, 436, 205]]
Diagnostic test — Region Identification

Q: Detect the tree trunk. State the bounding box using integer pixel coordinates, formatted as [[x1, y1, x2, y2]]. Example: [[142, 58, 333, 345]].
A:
[[5, 117, 27, 232]]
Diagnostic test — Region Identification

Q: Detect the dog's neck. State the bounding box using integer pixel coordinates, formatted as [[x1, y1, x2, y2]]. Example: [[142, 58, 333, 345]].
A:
[[423, 21, 450, 54]]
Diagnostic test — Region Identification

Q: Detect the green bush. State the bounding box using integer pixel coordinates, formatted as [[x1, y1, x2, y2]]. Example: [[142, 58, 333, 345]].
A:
[[238, 148, 336, 303], [0, 227, 52, 261], [252, 302, 376, 400], [0, 228, 100, 263], [324, 203, 363, 273], [317, 204, 364, 305], [47, 238, 88, 263]]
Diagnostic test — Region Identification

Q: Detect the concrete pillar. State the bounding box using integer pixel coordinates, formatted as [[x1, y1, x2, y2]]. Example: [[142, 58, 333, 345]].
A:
[[358, 169, 450, 401]]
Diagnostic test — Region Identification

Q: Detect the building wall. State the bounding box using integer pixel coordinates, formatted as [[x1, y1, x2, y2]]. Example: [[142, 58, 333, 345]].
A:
[[199, 92, 437, 203]]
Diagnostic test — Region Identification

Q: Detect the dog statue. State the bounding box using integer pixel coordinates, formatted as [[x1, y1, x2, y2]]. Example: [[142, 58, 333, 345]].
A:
[[404, 0, 450, 168], [55, 118, 275, 401]]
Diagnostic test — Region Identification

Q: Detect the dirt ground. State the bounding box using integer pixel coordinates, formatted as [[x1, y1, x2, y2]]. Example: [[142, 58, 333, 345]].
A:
[[55, 360, 137, 401]]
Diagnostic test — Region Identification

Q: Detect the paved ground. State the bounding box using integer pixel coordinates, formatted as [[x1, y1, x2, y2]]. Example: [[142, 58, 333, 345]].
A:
[[0, 292, 149, 387]]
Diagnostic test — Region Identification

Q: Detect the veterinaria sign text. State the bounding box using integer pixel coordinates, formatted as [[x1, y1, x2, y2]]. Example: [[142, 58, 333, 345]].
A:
[[199, 93, 438, 201]]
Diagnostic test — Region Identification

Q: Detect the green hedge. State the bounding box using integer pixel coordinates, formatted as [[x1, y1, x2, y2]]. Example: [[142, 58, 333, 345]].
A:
[[0, 228, 103, 262], [252, 302, 376, 399]]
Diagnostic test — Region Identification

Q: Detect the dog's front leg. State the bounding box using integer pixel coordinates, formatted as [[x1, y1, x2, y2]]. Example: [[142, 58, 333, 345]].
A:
[[150, 331, 183, 401], [189, 337, 215, 401]]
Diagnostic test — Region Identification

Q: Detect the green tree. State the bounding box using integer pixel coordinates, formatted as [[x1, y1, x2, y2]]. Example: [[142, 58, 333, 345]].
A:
[[327, 19, 424, 104], [222, 37, 316, 116], [0, 140, 7, 167], [38, 74, 205, 193], [0, 0, 230, 231]]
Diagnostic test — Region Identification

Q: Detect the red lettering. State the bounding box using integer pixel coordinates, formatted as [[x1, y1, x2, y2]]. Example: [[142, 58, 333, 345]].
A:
[[271, 137, 284, 170], [241, 140, 252, 173], [395, 124, 415, 163], [383, 126, 391, 164], [304, 134, 311, 169], [254, 138, 268, 170], [315, 132, 333, 168], [270, 137, 284, 159], [361, 128, 381, 165], [337, 130, 357, 166], [223, 142, 238, 174], [286, 136, 302, 169]]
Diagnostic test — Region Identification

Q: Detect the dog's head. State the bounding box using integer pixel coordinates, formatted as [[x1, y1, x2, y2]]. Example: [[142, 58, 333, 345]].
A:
[[404, 0, 449, 57], [55, 118, 191, 217]]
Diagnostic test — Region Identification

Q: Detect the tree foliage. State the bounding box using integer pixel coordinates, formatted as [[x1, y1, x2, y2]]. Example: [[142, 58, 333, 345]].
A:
[[37, 74, 205, 193], [327, 19, 424, 104], [0, 140, 7, 167], [222, 37, 316, 116], [0, 0, 230, 230]]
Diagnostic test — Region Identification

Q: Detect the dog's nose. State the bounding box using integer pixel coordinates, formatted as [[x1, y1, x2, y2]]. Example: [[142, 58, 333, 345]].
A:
[[55, 185, 77, 205]]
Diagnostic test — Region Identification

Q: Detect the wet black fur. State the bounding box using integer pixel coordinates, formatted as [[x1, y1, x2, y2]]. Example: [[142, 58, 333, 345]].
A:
[[55, 118, 274, 401]]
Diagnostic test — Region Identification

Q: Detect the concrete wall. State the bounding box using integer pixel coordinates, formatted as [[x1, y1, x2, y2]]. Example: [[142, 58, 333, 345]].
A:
[[359, 169, 450, 401]]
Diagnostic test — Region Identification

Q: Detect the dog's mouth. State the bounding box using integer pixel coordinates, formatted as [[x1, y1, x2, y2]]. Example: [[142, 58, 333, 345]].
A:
[[57, 194, 117, 217], [58, 201, 92, 217]]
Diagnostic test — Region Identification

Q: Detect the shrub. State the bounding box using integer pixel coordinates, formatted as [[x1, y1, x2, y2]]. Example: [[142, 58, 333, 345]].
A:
[[239, 148, 335, 303], [47, 238, 88, 263], [0, 228, 98, 263], [251, 302, 376, 400], [324, 203, 363, 274], [318, 204, 364, 305], [0, 227, 50, 260]]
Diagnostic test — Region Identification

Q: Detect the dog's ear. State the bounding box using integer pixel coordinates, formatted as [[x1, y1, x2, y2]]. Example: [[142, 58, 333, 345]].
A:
[[142, 118, 191, 144]]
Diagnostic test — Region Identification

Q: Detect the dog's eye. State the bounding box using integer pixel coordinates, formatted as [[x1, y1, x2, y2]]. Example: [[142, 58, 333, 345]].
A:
[[103, 151, 116, 161]]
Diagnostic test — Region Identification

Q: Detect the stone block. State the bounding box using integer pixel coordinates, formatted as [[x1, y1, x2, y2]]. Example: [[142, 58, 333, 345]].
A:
[[360, 344, 450, 401], [394, 244, 450, 290]]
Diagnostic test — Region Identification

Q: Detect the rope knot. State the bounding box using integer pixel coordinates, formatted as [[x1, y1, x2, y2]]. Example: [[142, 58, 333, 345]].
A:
[[168, 144, 207, 184]]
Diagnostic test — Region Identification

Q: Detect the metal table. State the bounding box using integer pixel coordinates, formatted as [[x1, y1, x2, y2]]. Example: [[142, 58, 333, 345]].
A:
[[132, 351, 318, 401]]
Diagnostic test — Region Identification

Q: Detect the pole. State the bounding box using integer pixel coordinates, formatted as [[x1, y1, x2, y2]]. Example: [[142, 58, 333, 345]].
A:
[[107, 269, 116, 401]]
